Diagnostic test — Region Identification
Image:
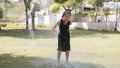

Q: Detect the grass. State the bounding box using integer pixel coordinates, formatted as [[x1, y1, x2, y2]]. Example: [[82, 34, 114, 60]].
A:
[[0, 28, 120, 68]]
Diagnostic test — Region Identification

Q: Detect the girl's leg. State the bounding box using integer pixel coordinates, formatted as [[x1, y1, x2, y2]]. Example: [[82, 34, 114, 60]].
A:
[[57, 50, 61, 63], [65, 51, 70, 63]]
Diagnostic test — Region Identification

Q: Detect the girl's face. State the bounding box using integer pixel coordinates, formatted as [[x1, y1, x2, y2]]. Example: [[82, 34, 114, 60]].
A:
[[62, 14, 71, 22]]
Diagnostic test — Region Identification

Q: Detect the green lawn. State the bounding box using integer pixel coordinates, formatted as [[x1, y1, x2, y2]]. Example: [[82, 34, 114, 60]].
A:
[[0, 28, 120, 68]]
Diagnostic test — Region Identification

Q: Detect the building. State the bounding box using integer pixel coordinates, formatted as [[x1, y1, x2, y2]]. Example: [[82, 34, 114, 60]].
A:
[[104, 2, 120, 8]]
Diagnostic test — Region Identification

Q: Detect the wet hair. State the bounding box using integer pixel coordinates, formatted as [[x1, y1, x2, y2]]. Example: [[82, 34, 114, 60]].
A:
[[62, 9, 71, 17]]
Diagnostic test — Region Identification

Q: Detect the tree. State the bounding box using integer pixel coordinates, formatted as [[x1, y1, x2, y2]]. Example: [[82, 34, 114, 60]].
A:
[[0, 8, 3, 18], [53, 0, 83, 10], [64, 1, 74, 8], [54, 0, 67, 4], [95, 0, 103, 22], [49, 0, 67, 13], [49, 3, 60, 13], [0, 1, 12, 30], [64, 0, 83, 9], [52, 0, 83, 21], [30, 0, 41, 31], [75, 0, 83, 21], [24, 0, 40, 30], [89, 0, 104, 22], [103, 7, 110, 22], [24, 0, 32, 29], [114, 0, 119, 31], [4, 0, 12, 5]]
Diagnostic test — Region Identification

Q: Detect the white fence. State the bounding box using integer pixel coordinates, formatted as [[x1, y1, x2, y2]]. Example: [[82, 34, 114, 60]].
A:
[[71, 22, 120, 32]]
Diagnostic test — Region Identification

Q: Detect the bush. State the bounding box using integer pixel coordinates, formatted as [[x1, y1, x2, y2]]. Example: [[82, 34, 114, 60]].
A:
[[36, 23, 47, 28], [36, 23, 52, 28], [80, 11, 89, 17], [2, 24, 7, 27], [6, 24, 26, 29], [0, 24, 7, 27], [5, 14, 21, 21]]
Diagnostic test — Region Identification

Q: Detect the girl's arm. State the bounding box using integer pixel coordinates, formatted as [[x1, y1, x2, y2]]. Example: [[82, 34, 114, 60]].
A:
[[52, 21, 61, 32]]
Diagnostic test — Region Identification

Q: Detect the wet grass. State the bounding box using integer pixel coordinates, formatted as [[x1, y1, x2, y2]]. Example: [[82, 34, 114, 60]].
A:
[[0, 28, 120, 68]]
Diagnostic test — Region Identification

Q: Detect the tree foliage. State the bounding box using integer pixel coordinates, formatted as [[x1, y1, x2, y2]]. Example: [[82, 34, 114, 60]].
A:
[[64, 1, 74, 8], [103, 7, 110, 15], [89, 0, 103, 7], [33, 1, 41, 11], [49, 3, 60, 13], [54, 0, 68, 4], [24, 0, 33, 9], [88, 0, 95, 6], [0, 3, 5, 18], [52, 0, 83, 12]]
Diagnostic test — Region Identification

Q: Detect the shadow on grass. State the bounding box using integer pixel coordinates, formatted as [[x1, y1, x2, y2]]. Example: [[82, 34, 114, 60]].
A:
[[0, 53, 105, 68], [0, 28, 119, 39]]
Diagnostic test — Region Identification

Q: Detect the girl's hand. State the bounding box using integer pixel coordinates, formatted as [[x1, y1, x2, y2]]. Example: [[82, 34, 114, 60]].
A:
[[51, 28, 55, 32], [51, 28, 56, 36], [51, 20, 60, 36]]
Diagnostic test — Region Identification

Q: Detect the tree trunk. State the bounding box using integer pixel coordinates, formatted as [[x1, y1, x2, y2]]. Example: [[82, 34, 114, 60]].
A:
[[114, 0, 118, 31], [0, 27, 1, 30], [24, 0, 29, 30], [106, 15, 108, 23], [25, 9, 29, 30], [75, 4, 77, 22], [95, 7, 98, 22], [31, 9, 35, 31]]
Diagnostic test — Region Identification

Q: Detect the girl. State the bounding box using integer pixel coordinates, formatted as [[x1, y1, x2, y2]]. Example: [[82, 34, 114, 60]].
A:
[[52, 10, 71, 64]]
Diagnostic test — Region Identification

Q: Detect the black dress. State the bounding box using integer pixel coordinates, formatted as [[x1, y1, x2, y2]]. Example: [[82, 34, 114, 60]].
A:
[[58, 19, 71, 52]]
